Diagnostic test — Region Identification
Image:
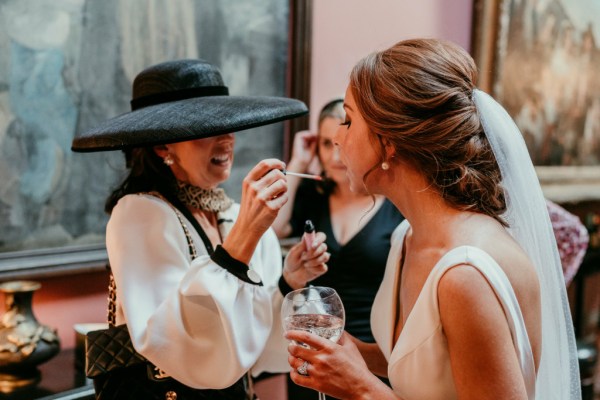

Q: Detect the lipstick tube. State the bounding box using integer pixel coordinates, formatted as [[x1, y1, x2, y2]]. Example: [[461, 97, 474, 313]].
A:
[[303, 219, 316, 250]]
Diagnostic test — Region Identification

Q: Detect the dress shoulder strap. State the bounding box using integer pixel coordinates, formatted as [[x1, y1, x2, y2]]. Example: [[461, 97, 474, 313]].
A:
[[435, 246, 536, 399]]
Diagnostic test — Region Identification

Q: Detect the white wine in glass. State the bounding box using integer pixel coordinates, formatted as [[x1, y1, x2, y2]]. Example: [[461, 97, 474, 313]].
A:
[[282, 286, 345, 400]]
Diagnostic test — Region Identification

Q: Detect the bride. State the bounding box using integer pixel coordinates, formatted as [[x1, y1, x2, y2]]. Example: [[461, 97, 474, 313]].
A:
[[284, 38, 580, 400]]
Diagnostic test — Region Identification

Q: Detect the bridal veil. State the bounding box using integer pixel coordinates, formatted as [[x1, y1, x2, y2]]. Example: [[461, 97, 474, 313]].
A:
[[473, 89, 581, 400]]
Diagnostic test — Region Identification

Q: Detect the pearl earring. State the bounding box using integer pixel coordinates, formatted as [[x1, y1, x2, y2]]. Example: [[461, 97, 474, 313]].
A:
[[164, 154, 174, 166], [381, 161, 390, 170]]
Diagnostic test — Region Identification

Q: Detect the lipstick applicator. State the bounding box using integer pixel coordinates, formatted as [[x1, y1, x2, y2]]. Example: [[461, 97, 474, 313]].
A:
[[282, 170, 323, 181]]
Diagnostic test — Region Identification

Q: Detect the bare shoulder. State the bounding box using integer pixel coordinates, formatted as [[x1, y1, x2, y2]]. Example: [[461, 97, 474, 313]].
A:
[[477, 229, 540, 301], [437, 264, 497, 313], [438, 224, 542, 351], [456, 219, 540, 297], [438, 219, 541, 319], [437, 261, 521, 341], [436, 262, 517, 376]]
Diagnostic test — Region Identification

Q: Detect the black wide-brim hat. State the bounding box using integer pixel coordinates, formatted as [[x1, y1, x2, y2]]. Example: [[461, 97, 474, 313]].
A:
[[71, 59, 308, 152]]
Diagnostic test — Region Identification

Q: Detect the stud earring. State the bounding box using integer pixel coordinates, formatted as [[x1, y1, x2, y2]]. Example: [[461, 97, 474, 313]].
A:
[[164, 154, 174, 166], [381, 161, 390, 170]]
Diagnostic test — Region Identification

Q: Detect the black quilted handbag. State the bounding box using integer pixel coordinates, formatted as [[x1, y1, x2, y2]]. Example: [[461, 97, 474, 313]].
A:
[[85, 322, 252, 400], [85, 197, 255, 399], [85, 324, 145, 378]]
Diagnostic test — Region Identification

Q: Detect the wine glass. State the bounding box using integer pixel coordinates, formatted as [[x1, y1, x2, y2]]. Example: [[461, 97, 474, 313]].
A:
[[282, 286, 345, 400]]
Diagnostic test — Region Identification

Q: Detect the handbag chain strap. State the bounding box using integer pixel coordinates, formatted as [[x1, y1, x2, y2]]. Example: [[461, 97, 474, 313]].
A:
[[108, 274, 117, 327]]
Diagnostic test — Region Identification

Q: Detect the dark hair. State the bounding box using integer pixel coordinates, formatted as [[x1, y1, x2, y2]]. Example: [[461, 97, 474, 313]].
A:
[[105, 148, 177, 213], [349, 38, 507, 225]]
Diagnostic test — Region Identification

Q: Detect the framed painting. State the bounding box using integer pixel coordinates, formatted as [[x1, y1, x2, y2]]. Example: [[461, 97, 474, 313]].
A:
[[471, 0, 600, 203], [0, 0, 310, 279]]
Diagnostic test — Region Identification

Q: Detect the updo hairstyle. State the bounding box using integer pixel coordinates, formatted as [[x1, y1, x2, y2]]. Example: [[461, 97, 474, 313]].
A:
[[349, 38, 507, 225]]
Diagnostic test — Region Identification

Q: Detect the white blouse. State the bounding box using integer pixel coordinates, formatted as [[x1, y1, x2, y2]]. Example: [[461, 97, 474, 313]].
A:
[[105, 194, 288, 389]]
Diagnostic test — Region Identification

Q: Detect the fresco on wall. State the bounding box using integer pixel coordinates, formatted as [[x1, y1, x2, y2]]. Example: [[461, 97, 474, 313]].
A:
[[0, 0, 289, 254], [495, 0, 600, 166]]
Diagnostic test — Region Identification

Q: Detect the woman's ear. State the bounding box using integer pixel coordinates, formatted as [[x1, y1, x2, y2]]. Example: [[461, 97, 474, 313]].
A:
[[382, 139, 396, 160], [153, 144, 168, 158]]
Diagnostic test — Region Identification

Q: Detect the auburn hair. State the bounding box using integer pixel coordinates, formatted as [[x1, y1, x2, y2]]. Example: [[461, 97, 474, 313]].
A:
[[349, 39, 507, 225]]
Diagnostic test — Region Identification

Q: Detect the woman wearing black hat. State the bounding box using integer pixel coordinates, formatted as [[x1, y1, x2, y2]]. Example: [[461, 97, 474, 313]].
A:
[[74, 60, 329, 399]]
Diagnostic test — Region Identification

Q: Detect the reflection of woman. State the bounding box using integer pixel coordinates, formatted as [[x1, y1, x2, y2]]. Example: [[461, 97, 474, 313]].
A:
[[273, 99, 403, 398], [73, 59, 329, 399], [285, 39, 580, 400]]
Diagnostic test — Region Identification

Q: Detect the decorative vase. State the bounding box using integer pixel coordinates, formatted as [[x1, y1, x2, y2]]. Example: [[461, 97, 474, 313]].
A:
[[0, 280, 60, 393]]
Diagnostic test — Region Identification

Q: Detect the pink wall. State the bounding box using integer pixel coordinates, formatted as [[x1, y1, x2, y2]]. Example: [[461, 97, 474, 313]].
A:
[[310, 0, 474, 130]]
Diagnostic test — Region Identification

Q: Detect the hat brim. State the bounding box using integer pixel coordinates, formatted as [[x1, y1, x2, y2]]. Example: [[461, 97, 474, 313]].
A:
[[71, 96, 308, 152]]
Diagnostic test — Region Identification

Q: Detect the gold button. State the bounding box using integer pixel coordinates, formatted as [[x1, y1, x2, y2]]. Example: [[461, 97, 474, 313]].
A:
[[165, 391, 177, 400]]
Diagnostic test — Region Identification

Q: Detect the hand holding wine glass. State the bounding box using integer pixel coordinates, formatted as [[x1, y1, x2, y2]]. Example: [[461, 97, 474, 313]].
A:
[[282, 286, 345, 400]]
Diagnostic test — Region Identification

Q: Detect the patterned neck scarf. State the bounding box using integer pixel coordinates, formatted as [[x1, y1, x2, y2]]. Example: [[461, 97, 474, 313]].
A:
[[175, 181, 233, 213]]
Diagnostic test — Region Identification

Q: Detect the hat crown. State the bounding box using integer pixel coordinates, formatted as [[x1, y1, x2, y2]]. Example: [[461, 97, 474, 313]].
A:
[[132, 59, 226, 100]]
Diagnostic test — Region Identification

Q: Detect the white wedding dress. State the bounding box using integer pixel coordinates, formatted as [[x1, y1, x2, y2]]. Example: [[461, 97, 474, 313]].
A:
[[372, 221, 536, 400]]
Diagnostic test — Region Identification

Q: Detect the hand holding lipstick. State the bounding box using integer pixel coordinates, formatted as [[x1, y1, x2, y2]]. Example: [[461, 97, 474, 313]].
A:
[[223, 159, 288, 264], [282, 219, 330, 289]]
